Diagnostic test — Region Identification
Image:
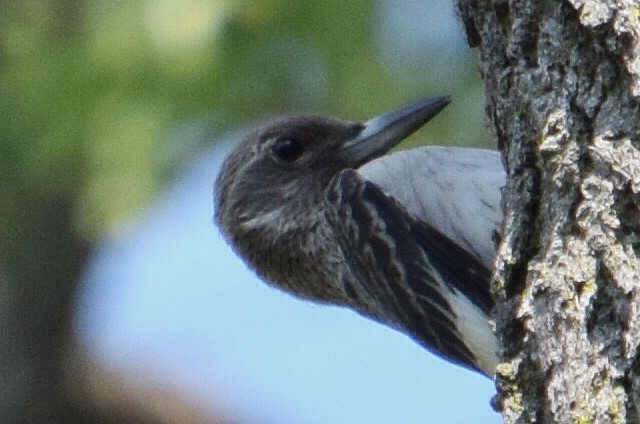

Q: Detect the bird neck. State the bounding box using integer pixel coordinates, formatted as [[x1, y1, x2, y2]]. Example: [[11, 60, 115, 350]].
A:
[[231, 203, 351, 306]]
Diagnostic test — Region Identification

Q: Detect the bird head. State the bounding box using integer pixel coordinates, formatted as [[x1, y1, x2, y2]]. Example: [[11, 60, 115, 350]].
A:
[[214, 96, 450, 301]]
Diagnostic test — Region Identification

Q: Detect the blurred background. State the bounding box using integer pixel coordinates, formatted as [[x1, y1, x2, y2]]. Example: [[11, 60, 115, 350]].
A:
[[0, 0, 498, 423]]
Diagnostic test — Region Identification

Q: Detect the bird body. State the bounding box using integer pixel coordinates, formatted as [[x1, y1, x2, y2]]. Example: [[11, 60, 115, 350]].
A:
[[214, 98, 505, 376], [356, 146, 504, 374]]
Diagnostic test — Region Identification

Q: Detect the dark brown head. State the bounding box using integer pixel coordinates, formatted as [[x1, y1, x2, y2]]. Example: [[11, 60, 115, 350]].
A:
[[214, 96, 450, 301], [215, 116, 362, 237]]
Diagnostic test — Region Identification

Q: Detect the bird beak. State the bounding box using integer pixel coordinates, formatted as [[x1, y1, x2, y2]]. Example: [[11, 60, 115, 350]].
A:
[[342, 96, 451, 165]]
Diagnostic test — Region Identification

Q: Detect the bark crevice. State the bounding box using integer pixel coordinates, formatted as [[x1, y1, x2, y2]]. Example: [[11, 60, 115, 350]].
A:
[[455, 0, 640, 422]]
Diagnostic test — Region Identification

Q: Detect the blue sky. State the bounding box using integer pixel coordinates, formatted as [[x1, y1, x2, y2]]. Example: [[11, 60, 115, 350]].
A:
[[77, 138, 500, 423], [76, 1, 500, 422]]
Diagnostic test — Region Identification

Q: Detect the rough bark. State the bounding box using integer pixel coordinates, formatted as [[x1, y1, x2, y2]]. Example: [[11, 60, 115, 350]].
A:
[[455, 0, 640, 422]]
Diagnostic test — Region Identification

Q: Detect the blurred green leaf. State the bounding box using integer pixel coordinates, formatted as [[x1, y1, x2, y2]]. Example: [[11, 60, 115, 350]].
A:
[[0, 0, 487, 241]]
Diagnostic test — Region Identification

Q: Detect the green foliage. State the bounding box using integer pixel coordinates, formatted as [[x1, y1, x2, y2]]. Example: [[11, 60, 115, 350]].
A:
[[0, 0, 487, 243]]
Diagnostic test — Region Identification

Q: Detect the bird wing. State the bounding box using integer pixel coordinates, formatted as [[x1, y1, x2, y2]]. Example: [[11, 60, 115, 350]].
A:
[[326, 167, 498, 375], [358, 146, 505, 269]]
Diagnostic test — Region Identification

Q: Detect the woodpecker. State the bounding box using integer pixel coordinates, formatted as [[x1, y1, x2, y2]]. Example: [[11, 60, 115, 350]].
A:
[[214, 97, 505, 376]]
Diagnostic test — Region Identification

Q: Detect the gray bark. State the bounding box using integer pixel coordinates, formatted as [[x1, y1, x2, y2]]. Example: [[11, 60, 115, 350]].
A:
[[454, 0, 640, 422]]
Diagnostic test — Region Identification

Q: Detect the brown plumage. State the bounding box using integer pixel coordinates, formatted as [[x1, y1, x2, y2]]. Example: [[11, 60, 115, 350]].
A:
[[214, 97, 503, 375]]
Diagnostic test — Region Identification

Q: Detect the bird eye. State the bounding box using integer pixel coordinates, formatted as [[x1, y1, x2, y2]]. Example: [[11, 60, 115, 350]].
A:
[[271, 137, 304, 162]]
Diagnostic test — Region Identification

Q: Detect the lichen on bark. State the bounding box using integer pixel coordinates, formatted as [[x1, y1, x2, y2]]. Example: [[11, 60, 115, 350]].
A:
[[454, 0, 640, 422]]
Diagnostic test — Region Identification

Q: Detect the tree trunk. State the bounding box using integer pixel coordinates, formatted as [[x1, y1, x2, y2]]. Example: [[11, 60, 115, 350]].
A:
[[454, 0, 640, 422]]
